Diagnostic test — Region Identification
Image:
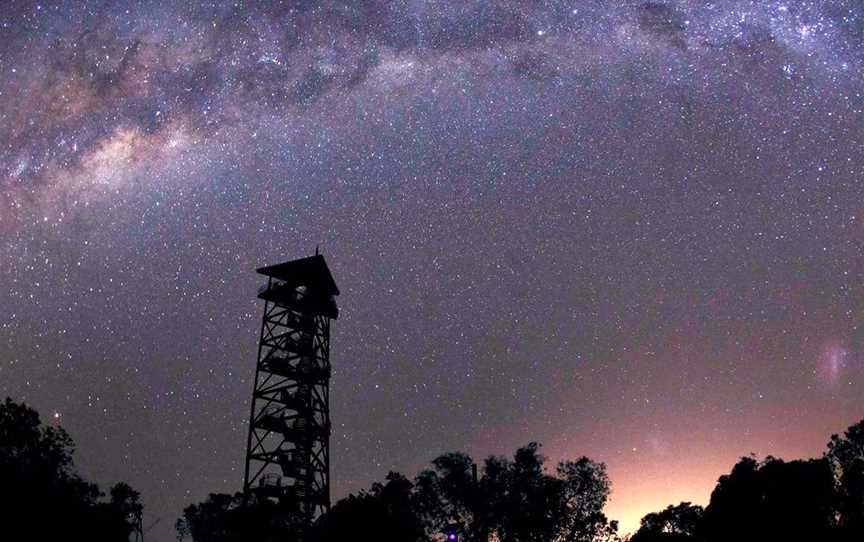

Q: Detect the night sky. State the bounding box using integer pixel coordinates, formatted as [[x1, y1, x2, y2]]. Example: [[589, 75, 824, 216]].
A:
[[1, 1, 863, 540]]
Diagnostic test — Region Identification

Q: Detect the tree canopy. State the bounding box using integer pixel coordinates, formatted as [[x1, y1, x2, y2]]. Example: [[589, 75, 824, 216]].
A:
[[178, 442, 618, 542], [177, 418, 864, 542], [630, 502, 703, 542], [409, 443, 615, 542], [630, 417, 864, 542], [700, 456, 835, 542], [827, 419, 864, 542], [0, 397, 142, 542]]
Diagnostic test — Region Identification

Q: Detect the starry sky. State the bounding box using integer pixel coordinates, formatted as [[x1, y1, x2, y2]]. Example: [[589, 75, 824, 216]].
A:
[[1, 1, 863, 540]]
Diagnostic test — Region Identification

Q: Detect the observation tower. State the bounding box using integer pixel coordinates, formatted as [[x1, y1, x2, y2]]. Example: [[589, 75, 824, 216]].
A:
[[243, 253, 339, 538]]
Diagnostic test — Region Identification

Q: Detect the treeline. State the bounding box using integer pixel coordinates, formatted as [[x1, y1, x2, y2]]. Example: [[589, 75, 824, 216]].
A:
[[1, 396, 862, 542], [177, 444, 618, 542], [179, 419, 864, 542], [0, 398, 142, 541], [630, 420, 864, 542], [628, 419, 863, 542]]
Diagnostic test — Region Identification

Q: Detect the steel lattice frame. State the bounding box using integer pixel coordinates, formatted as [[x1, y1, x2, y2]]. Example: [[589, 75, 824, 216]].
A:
[[244, 276, 332, 535]]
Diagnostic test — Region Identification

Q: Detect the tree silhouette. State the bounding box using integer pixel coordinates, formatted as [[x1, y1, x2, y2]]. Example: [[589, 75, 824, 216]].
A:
[[414, 451, 485, 540], [491, 443, 562, 542], [827, 419, 864, 541], [630, 502, 703, 542], [0, 397, 142, 541], [556, 456, 616, 542], [179, 419, 864, 542], [313, 472, 425, 542], [401, 443, 616, 542], [699, 456, 835, 542], [176, 492, 292, 542], [630, 417, 864, 542], [179, 443, 616, 542]]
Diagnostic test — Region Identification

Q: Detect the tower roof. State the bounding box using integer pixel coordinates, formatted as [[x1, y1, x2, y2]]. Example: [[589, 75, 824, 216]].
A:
[[256, 254, 340, 296]]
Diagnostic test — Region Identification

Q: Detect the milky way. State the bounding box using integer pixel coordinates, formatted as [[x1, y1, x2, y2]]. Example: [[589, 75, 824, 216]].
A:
[[2, 1, 863, 539]]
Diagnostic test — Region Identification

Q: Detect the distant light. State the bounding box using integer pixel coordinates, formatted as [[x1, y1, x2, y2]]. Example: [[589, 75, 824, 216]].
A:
[[448, 535, 457, 541]]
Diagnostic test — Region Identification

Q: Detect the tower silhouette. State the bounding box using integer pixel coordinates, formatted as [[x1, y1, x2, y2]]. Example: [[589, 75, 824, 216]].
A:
[[243, 254, 339, 538]]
